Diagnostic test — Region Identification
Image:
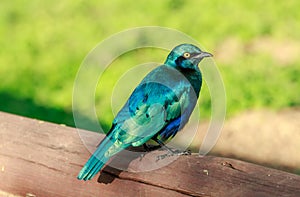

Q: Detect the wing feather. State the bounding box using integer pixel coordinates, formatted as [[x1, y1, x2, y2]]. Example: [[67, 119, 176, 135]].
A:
[[111, 81, 191, 147]]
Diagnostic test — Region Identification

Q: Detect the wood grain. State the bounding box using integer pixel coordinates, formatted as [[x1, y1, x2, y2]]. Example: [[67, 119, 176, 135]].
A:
[[0, 112, 299, 197]]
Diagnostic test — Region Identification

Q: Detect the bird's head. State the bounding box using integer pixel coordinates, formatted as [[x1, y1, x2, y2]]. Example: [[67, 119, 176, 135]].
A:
[[165, 44, 212, 70]]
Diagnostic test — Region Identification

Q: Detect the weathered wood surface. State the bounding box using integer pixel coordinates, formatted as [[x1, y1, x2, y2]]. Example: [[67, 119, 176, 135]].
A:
[[0, 112, 299, 197]]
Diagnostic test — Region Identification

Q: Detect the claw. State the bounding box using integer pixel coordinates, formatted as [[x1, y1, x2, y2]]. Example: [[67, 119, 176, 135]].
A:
[[175, 149, 191, 156]]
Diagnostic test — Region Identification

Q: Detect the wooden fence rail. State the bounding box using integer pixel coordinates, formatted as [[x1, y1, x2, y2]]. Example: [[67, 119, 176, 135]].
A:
[[0, 112, 299, 197]]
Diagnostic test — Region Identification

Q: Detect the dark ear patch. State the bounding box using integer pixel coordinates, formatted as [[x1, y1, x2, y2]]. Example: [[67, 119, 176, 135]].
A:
[[175, 56, 185, 66]]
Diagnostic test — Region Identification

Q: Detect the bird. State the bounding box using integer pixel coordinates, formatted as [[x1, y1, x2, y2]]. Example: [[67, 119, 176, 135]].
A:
[[77, 43, 212, 181]]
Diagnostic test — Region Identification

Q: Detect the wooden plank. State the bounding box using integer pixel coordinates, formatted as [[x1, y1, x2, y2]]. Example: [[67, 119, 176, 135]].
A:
[[0, 112, 185, 197], [0, 112, 299, 197]]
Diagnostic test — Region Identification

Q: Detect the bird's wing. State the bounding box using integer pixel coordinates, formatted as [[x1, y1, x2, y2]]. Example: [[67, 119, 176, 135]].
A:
[[111, 81, 191, 147], [155, 79, 196, 142]]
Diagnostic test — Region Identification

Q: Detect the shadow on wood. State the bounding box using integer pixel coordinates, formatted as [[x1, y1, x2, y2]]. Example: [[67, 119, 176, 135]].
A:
[[97, 146, 146, 184], [0, 112, 300, 197]]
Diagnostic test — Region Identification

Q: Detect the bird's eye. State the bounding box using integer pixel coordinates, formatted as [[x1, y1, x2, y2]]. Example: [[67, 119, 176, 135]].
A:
[[183, 52, 191, 58]]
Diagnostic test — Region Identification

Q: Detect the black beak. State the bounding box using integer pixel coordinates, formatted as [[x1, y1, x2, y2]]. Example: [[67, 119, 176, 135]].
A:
[[192, 51, 213, 59]]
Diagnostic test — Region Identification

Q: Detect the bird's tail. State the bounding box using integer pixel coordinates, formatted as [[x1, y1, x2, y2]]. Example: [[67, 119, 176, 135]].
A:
[[77, 133, 118, 181]]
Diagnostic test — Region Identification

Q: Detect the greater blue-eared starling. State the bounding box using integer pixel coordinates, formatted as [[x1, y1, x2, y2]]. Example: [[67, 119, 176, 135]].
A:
[[77, 43, 212, 180]]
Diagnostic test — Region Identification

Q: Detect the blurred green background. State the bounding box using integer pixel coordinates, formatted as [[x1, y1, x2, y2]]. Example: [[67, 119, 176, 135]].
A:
[[1, 1, 299, 173]]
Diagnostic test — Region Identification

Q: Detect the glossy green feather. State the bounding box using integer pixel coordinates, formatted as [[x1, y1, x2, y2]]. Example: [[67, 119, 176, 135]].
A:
[[77, 44, 212, 180]]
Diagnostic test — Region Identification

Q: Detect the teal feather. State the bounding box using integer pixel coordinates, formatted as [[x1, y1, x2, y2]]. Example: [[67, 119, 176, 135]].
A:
[[77, 132, 115, 180], [77, 44, 212, 180]]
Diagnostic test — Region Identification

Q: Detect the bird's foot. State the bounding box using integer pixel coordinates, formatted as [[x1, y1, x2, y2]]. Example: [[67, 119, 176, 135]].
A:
[[156, 149, 191, 161], [174, 149, 192, 156]]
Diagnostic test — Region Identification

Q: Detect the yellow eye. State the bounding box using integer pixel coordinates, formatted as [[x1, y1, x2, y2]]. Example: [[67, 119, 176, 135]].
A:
[[183, 52, 190, 58]]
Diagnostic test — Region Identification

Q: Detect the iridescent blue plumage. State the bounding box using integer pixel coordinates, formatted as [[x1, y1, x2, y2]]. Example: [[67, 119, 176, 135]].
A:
[[77, 44, 212, 180]]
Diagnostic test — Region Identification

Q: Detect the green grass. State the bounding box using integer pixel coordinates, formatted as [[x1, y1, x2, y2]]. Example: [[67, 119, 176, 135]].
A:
[[0, 0, 299, 130]]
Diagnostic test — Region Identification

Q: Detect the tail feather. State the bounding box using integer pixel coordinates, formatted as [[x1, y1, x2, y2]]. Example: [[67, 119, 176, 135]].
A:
[[77, 135, 115, 181]]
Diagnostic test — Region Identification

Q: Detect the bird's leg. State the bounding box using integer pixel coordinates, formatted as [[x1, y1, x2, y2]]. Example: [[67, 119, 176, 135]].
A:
[[139, 144, 162, 161], [143, 143, 161, 152], [153, 139, 191, 161], [143, 144, 150, 152]]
